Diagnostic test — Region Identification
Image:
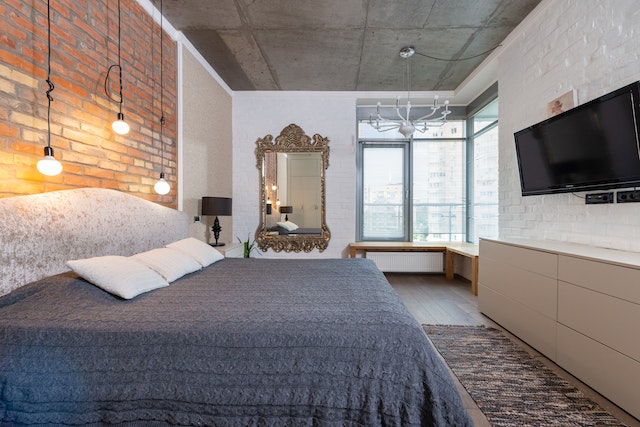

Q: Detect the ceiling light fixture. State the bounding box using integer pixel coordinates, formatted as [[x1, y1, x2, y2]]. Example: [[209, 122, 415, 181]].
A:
[[369, 46, 451, 139], [153, 0, 170, 195], [105, 0, 129, 135], [37, 0, 62, 176]]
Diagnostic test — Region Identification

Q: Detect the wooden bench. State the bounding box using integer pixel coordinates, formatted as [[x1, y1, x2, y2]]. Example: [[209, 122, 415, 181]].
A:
[[443, 243, 479, 295], [348, 241, 479, 295]]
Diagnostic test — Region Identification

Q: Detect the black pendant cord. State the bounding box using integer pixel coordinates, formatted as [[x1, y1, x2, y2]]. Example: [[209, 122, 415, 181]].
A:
[[116, 0, 123, 114], [104, 0, 124, 108], [45, 0, 55, 149], [159, 0, 165, 175]]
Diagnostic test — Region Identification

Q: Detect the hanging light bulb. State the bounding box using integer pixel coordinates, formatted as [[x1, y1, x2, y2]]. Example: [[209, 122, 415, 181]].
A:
[[154, 171, 170, 195], [37, 146, 62, 176], [112, 112, 129, 135], [38, 0, 62, 176], [105, 0, 129, 135], [153, 0, 170, 195]]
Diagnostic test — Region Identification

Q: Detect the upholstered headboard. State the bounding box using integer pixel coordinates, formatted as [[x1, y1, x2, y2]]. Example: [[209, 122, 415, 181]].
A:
[[0, 188, 189, 296]]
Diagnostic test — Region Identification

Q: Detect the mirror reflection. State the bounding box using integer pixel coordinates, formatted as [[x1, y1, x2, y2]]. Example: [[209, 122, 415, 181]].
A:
[[265, 152, 322, 232], [255, 124, 330, 252]]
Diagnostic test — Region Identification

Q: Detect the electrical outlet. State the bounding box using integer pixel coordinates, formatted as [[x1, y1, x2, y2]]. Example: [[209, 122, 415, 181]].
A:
[[194, 216, 201, 222], [616, 190, 640, 203], [585, 192, 613, 204]]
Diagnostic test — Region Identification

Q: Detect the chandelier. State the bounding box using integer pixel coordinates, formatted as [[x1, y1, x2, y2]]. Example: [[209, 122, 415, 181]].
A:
[[369, 46, 451, 139]]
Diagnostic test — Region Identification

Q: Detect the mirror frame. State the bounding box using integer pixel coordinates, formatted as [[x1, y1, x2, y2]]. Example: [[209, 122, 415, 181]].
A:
[[255, 124, 330, 252]]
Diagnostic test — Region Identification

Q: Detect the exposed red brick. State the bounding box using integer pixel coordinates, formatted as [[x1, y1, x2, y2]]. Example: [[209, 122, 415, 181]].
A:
[[0, 0, 177, 207]]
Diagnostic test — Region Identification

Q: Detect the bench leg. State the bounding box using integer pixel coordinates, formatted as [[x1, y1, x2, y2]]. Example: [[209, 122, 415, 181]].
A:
[[445, 250, 454, 280], [471, 257, 478, 295]]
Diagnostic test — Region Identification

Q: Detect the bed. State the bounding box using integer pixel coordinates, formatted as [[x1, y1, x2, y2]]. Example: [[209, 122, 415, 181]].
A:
[[276, 226, 322, 235], [0, 188, 471, 426]]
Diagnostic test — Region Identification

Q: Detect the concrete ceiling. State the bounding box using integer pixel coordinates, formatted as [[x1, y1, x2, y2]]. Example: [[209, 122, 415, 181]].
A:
[[155, 0, 541, 92]]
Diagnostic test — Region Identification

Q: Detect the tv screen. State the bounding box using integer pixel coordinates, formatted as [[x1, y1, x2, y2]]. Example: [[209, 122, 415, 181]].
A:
[[514, 82, 640, 196]]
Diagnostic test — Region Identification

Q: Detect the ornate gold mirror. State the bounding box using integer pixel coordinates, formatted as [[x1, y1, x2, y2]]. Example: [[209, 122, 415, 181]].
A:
[[255, 124, 330, 252]]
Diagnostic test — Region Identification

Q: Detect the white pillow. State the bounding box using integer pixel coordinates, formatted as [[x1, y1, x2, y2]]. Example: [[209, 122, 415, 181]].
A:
[[66, 256, 169, 299], [166, 237, 224, 266], [277, 221, 298, 232], [131, 247, 202, 282]]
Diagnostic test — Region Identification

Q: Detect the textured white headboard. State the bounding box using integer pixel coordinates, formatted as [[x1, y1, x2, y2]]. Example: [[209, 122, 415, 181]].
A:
[[0, 188, 189, 296]]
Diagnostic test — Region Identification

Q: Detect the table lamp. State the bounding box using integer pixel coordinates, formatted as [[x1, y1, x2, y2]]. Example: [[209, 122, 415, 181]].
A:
[[202, 197, 232, 246], [280, 205, 293, 221]]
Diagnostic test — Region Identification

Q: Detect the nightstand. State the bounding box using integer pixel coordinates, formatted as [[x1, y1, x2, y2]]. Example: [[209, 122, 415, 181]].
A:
[[213, 242, 244, 258]]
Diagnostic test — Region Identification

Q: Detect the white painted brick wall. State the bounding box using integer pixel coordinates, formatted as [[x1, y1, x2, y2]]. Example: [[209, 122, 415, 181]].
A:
[[232, 92, 357, 259], [498, 0, 640, 252]]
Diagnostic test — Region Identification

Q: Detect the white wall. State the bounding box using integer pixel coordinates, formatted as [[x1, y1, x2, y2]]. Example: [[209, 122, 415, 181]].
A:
[[498, 0, 640, 251], [232, 92, 357, 258], [181, 47, 233, 243]]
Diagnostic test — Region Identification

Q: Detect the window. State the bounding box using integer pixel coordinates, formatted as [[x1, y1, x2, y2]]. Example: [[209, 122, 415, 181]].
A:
[[357, 94, 499, 243], [360, 144, 408, 240], [468, 98, 499, 243]]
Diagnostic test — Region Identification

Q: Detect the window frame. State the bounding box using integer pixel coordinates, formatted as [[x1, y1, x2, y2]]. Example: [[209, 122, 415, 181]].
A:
[[466, 87, 499, 243], [356, 140, 410, 242]]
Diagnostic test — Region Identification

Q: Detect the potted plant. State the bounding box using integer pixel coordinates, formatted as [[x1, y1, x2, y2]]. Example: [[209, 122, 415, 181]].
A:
[[237, 233, 258, 258]]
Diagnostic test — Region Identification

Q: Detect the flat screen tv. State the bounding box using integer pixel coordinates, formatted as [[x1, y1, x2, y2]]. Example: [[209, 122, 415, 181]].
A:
[[514, 81, 640, 196]]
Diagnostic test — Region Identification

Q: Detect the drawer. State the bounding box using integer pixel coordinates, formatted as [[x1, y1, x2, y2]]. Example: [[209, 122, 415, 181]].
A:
[[558, 281, 640, 362], [558, 255, 640, 304], [479, 256, 557, 319], [480, 239, 557, 278], [479, 284, 557, 360], [557, 325, 640, 420]]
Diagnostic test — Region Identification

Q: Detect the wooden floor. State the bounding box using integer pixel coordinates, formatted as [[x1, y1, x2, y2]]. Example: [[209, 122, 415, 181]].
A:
[[386, 273, 640, 427]]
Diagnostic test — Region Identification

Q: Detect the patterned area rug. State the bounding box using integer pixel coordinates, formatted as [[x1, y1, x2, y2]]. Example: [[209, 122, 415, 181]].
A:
[[423, 325, 626, 427]]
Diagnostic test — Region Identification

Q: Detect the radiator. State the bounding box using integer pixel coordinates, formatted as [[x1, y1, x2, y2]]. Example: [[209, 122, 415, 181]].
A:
[[366, 252, 444, 273]]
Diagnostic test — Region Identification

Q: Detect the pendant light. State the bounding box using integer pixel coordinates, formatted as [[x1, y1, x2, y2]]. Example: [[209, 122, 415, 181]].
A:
[[105, 0, 129, 135], [153, 0, 170, 195], [369, 46, 450, 139], [37, 0, 62, 176]]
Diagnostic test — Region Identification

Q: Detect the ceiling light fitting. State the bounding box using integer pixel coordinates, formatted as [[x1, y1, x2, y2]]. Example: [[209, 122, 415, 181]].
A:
[[105, 0, 129, 135], [153, 0, 170, 195], [369, 46, 451, 139], [37, 0, 62, 176]]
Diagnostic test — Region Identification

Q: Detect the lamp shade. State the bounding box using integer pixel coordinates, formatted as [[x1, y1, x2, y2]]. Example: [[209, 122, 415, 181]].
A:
[[280, 206, 293, 214], [202, 197, 232, 216]]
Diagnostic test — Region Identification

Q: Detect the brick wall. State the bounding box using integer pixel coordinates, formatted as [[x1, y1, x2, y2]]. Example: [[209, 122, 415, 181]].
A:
[[498, 0, 640, 251], [0, 0, 177, 207]]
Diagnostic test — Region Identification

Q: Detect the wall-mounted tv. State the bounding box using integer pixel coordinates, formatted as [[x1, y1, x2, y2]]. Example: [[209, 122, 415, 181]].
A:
[[514, 81, 640, 196]]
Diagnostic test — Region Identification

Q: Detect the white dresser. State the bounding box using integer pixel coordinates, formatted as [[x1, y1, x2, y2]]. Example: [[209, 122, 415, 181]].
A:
[[478, 238, 640, 419]]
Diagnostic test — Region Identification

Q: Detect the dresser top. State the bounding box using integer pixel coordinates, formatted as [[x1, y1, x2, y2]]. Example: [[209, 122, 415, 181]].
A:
[[481, 237, 640, 270]]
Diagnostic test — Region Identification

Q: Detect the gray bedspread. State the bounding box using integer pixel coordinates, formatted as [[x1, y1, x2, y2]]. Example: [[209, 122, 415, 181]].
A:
[[0, 258, 471, 426]]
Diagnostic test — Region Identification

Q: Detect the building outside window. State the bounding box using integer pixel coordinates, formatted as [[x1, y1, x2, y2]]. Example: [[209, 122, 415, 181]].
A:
[[468, 98, 499, 243], [360, 144, 408, 240], [412, 122, 466, 242]]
